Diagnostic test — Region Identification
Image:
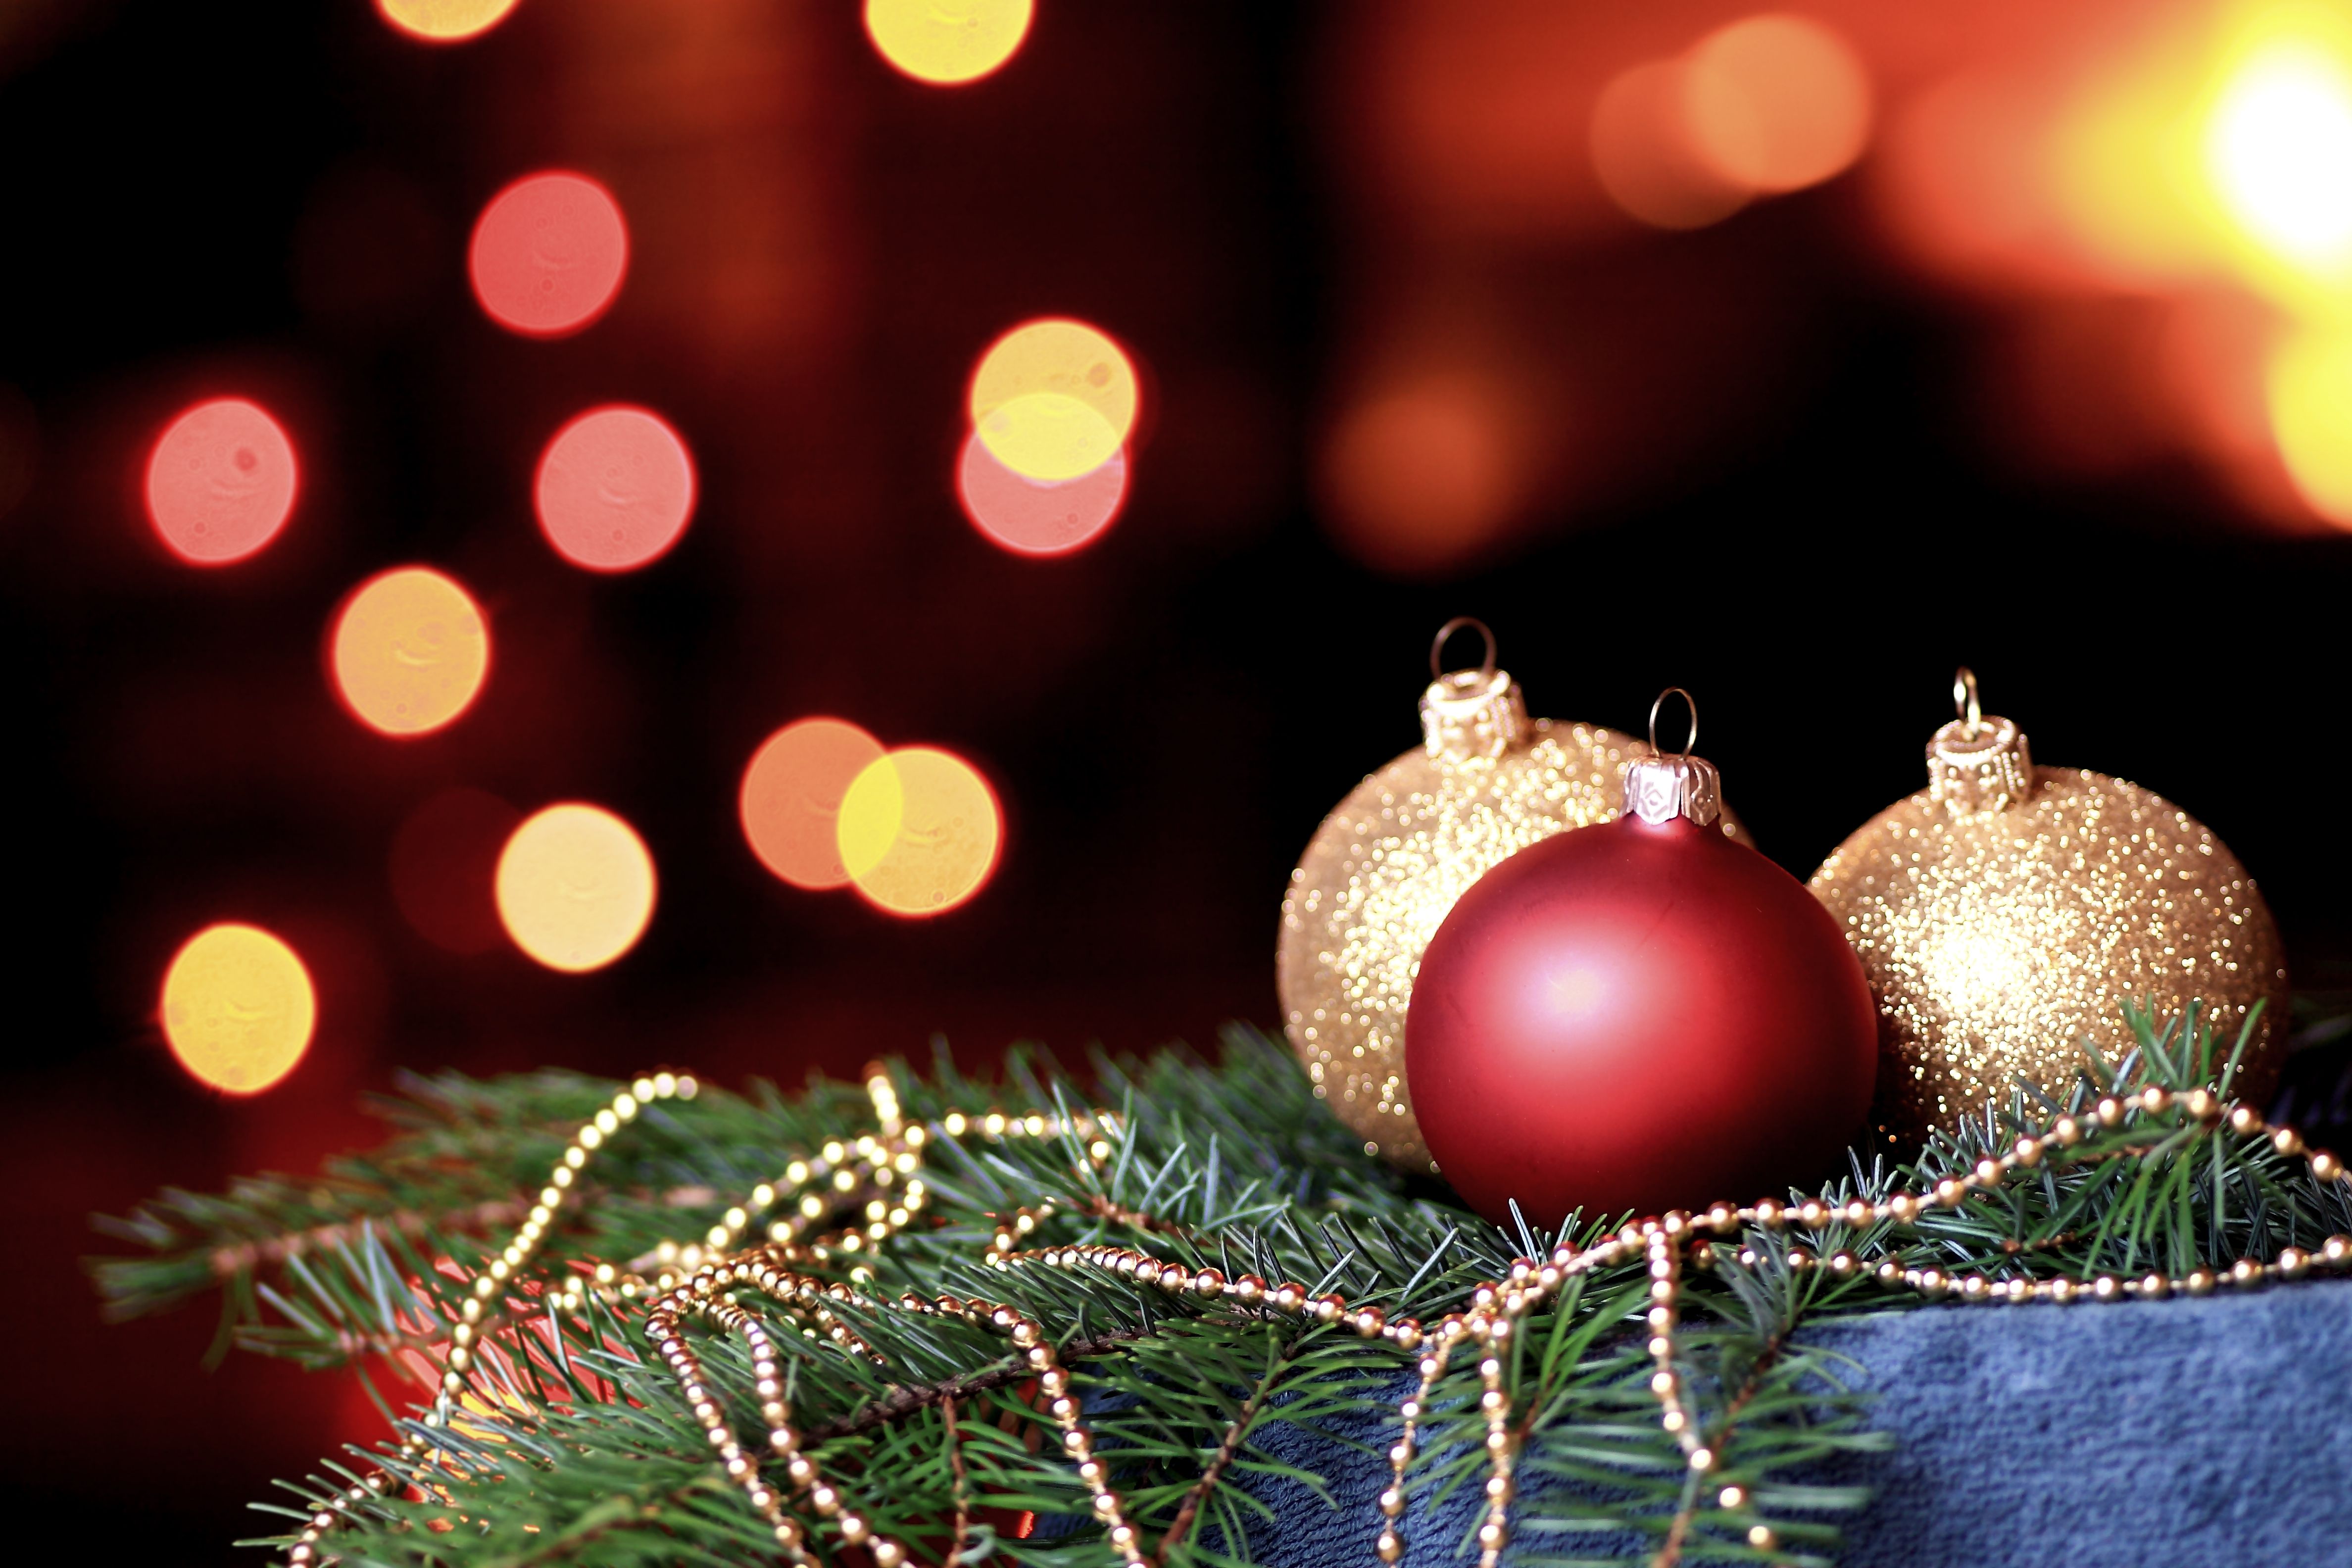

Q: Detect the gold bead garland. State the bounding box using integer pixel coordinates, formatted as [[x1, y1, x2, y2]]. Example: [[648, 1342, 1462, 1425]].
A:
[[285, 1063, 2352, 1568]]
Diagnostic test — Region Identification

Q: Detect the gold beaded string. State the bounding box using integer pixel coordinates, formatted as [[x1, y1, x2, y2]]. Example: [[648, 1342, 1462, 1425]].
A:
[[285, 1072, 700, 1568], [288, 1069, 2352, 1568]]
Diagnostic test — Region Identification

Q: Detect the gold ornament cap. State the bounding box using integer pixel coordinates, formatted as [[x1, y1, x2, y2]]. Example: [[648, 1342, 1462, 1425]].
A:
[[1928, 669, 2033, 816], [1419, 619, 1527, 760], [1624, 687, 1722, 827]]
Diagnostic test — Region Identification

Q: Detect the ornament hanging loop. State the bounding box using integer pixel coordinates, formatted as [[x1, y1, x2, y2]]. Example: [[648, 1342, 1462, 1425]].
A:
[[1954, 668, 1982, 738], [1649, 686, 1698, 761], [1430, 617, 1498, 682]]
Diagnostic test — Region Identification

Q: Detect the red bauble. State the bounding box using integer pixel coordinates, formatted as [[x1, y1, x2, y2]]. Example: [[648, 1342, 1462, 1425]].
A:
[[1405, 812, 1876, 1227]]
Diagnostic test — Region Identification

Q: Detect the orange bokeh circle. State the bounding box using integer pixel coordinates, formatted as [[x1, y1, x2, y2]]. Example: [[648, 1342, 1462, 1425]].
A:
[[740, 718, 888, 889], [330, 567, 491, 737]]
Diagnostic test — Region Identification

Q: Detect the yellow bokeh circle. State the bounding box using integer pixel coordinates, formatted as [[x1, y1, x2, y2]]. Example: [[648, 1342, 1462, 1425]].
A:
[[331, 567, 491, 737], [836, 748, 1002, 917], [2269, 328, 2352, 528], [376, 0, 522, 43], [160, 923, 316, 1094], [865, 0, 1033, 86], [969, 318, 1137, 482], [496, 804, 658, 972]]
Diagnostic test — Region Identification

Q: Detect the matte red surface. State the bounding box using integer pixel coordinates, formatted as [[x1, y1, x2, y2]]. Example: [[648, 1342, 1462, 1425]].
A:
[[1406, 815, 1877, 1226]]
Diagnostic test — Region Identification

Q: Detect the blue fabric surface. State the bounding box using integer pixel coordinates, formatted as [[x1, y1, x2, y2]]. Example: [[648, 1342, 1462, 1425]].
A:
[[1230, 1276, 2352, 1567]]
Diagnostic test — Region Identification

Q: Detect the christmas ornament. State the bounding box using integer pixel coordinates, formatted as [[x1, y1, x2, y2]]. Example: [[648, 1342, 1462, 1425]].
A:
[[1809, 669, 2289, 1146], [1405, 691, 1876, 1225], [1277, 622, 1749, 1171]]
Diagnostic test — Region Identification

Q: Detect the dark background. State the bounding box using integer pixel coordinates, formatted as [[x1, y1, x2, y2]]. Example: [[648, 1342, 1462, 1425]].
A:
[[3, 2, 2349, 1562]]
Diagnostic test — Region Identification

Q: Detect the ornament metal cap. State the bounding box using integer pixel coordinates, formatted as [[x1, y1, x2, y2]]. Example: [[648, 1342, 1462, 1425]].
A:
[[1420, 617, 1527, 761], [1624, 687, 1722, 827], [1927, 668, 2033, 817]]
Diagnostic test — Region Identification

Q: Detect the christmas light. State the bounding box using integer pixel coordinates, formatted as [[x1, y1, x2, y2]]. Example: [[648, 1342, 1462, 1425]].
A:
[[534, 406, 697, 572], [468, 172, 629, 339], [864, 0, 1032, 86], [1590, 58, 1751, 231], [836, 748, 1002, 918], [968, 318, 1137, 484], [376, 0, 520, 43], [159, 923, 315, 1094], [144, 397, 298, 566], [1682, 14, 1872, 196], [2207, 43, 2352, 270], [739, 718, 887, 890], [330, 567, 490, 737], [955, 429, 1126, 556], [496, 804, 657, 973]]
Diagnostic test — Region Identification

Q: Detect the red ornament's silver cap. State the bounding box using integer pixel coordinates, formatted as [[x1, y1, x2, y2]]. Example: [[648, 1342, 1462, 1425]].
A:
[[1927, 668, 2034, 816], [1623, 753, 1722, 827], [1623, 686, 1721, 826]]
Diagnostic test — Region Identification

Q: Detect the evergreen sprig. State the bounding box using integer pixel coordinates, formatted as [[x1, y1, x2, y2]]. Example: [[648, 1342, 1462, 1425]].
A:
[[92, 1009, 2350, 1568]]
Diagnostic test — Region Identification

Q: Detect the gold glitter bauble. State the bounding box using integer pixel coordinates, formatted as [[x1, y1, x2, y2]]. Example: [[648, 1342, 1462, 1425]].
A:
[[1276, 626, 1748, 1170], [1808, 673, 2289, 1147]]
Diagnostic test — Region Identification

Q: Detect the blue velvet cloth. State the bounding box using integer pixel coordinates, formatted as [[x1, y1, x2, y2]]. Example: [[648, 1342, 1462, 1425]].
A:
[[1229, 1276, 2352, 1567]]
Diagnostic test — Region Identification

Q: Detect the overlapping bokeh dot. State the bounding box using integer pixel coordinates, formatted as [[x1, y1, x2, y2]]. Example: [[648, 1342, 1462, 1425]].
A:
[[836, 747, 1002, 917], [740, 718, 888, 889]]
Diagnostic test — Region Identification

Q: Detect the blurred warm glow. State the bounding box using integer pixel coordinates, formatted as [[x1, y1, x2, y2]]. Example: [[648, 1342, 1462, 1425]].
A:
[[159, 923, 314, 1095], [1591, 60, 1751, 231], [1685, 15, 1873, 195], [468, 172, 629, 339], [495, 804, 657, 972], [391, 787, 520, 955], [2267, 327, 2352, 525], [534, 406, 697, 571], [836, 747, 1002, 917], [376, 0, 519, 43], [864, 0, 1032, 86], [739, 718, 887, 890], [956, 429, 1127, 555], [332, 567, 490, 737], [144, 397, 298, 565], [1320, 374, 1521, 576], [2207, 45, 2352, 271], [969, 319, 1138, 483]]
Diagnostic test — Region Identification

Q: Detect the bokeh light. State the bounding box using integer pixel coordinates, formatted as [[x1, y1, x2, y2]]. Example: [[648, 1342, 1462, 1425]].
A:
[[468, 172, 629, 339], [1684, 15, 1873, 196], [330, 567, 491, 737], [956, 429, 1127, 556], [2207, 44, 2352, 271], [740, 718, 887, 889], [390, 787, 521, 955], [865, 0, 1032, 86], [1590, 59, 1751, 231], [144, 397, 298, 565], [836, 748, 1002, 918], [534, 405, 697, 571], [1320, 374, 1522, 576], [969, 318, 1138, 483], [2268, 328, 2352, 527], [159, 923, 315, 1095], [376, 0, 520, 43], [495, 803, 657, 972]]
